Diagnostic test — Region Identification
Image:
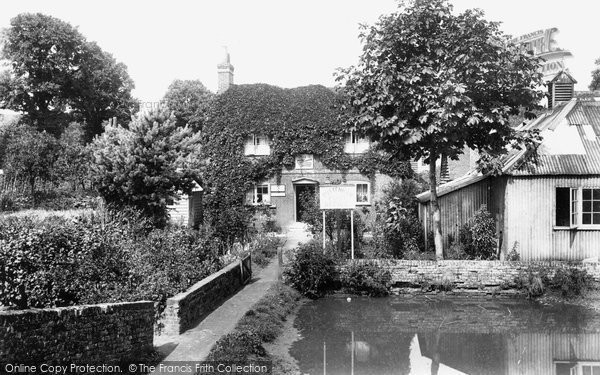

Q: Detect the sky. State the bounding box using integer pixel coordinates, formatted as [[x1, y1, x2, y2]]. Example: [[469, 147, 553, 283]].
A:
[[0, 0, 597, 104]]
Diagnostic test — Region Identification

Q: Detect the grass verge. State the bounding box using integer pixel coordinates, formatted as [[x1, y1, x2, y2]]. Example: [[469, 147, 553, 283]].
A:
[[204, 282, 302, 363]]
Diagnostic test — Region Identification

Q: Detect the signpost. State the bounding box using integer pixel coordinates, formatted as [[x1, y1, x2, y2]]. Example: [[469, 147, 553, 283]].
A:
[[319, 184, 356, 259]]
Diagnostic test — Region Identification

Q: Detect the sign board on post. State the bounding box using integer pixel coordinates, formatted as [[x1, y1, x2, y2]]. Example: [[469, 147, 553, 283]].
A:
[[319, 184, 356, 210], [319, 184, 356, 259]]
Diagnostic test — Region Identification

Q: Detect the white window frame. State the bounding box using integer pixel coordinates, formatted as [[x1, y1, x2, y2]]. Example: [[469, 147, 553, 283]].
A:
[[252, 184, 270, 205], [344, 130, 369, 154], [244, 134, 270, 156], [348, 181, 370, 205], [294, 154, 314, 170], [556, 187, 600, 229]]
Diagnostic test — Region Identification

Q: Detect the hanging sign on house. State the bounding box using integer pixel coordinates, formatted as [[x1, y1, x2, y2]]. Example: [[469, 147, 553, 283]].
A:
[[270, 184, 286, 197], [320, 184, 356, 210]]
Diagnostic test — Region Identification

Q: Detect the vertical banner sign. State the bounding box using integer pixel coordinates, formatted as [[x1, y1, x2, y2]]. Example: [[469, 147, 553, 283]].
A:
[[319, 185, 357, 258]]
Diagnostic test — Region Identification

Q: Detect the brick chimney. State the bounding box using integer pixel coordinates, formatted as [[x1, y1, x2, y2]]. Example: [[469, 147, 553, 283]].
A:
[[217, 47, 234, 94]]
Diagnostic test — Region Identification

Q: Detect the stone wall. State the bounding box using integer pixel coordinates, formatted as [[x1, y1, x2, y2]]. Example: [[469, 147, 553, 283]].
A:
[[159, 255, 252, 336], [344, 259, 600, 293], [0, 301, 154, 362]]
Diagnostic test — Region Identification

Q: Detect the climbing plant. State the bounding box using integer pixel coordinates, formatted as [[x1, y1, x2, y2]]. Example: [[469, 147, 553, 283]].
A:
[[201, 84, 412, 240]]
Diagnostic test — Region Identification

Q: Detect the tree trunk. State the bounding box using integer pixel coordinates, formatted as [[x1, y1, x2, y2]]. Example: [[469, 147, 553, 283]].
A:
[[429, 156, 444, 260]]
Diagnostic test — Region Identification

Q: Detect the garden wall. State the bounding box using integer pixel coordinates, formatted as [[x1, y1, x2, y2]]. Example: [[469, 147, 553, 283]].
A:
[[345, 259, 600, 293], [159, 254, 252, 335], [0, 301, 154, 362]]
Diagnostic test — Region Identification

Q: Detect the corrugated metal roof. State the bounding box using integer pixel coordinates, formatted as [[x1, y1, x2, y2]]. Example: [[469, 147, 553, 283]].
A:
[[511, 100, 600, 175], [418, 99, 600, 202]]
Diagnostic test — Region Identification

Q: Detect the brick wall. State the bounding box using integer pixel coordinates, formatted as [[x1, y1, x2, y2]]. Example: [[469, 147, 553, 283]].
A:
[[0, 301, 154, 362], [159, 255, 252, 336], [343, 259, 600, 293]]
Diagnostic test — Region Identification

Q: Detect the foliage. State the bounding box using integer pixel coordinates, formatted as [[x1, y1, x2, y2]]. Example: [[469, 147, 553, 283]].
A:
[[506, 242, 521, 261], [337, 0, 544, 259], [249, 233, 282, 268], [370, 179, 427, 259], [283, 240, 338, 298], [162, 80, 214, 131], [458, 205, 497, 259], [89, 107, 201, 227], [590, 58, 600, 92], [53, 122, 91, 190], [205, 283, 301, 363], [0, 13, 138, 138], [514, 267, 549, 299], [2, 125, 60, 198], [340, 262, 392, 296], [0, 209, 222, 311], [550, 267, 593, 299], [446, 242, 468, 260]]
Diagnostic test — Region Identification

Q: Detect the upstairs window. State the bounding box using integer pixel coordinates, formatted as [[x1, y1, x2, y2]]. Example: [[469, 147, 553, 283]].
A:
[[244, 134, 270, 156], [344, 131, 369, 154], [556, 187, 600, 227]]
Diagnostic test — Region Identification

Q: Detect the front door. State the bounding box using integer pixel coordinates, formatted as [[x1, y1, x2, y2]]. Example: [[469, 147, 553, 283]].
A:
[[295, 184, 317, 222]]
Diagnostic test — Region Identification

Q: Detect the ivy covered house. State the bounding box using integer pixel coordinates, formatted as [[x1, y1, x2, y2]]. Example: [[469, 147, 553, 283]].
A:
[[202, 54, 411, 230]]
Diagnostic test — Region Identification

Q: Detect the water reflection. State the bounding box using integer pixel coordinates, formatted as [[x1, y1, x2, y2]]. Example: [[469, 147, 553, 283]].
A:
[[289, 296, 600, 375]]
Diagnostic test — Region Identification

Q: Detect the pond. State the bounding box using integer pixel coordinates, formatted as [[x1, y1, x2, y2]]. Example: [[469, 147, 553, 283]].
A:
[[288, 296, 600, 375]]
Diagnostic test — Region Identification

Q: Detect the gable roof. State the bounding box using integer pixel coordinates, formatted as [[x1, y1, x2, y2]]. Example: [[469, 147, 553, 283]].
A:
[[417, 98, 600, 202]]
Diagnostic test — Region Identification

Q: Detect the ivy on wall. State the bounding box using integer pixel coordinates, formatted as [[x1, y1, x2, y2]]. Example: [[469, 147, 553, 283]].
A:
[[201, 84, 412, 235]]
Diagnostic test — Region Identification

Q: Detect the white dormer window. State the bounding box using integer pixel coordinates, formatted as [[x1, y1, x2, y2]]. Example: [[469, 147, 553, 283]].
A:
[[295, 154, 314, 170], [344, 131, 369, 154], [244, 134, 270, 156]]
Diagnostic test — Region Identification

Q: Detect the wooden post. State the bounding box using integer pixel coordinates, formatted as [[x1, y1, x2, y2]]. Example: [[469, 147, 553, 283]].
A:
[[351, 331, 355, 375], [322, 210, 326, 251], [350, 210, 354, 260], [323, 341, 327, 375]]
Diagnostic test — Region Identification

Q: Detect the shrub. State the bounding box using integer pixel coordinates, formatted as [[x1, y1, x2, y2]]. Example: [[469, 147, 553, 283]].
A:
[[550, 267, 592, 298], [506, 242, 521, 261], [341, 262, 392, 296], [459, 205, 497, 260], [89, 107, 201, 227], [284, 240, 337, 298], [446, 241, 468, 260], [250, 233, 282, 268], [514, 267, 548, 298], [0, 210, 222, 312]]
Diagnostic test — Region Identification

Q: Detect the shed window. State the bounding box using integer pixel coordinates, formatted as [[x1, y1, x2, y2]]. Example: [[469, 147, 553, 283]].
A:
[[582, 188, 600, 225], [556, 187, 571, 226], [556, 187, 600, 227]]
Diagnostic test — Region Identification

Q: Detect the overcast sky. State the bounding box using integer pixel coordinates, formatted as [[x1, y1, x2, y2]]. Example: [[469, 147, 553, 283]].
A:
[[0, 0, 597, 103]]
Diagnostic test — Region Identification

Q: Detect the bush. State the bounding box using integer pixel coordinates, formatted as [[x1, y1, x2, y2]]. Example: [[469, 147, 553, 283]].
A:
[[506, 242, 521, 261], [283, 240, 337, 298], [89, 107, 201, 227], [341, 262, 392, 296], [459, 205, 497, 260], [550, 267, 592, 298], [249, 233, 282, 268], [0, 210, 222, 312], [514, 267, 548, 299]]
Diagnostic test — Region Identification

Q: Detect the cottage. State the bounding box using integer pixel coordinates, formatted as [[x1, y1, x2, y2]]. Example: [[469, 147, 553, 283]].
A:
[[417, 72, 600, 261]]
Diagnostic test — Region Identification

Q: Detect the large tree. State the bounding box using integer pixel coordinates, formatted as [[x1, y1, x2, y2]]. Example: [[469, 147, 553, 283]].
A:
[[162, 79, 214, 131], [0, 13, 138, 138], [338, 0, 544, 259], [589, 58, 600, 91], [89, 107, 201, 227]]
